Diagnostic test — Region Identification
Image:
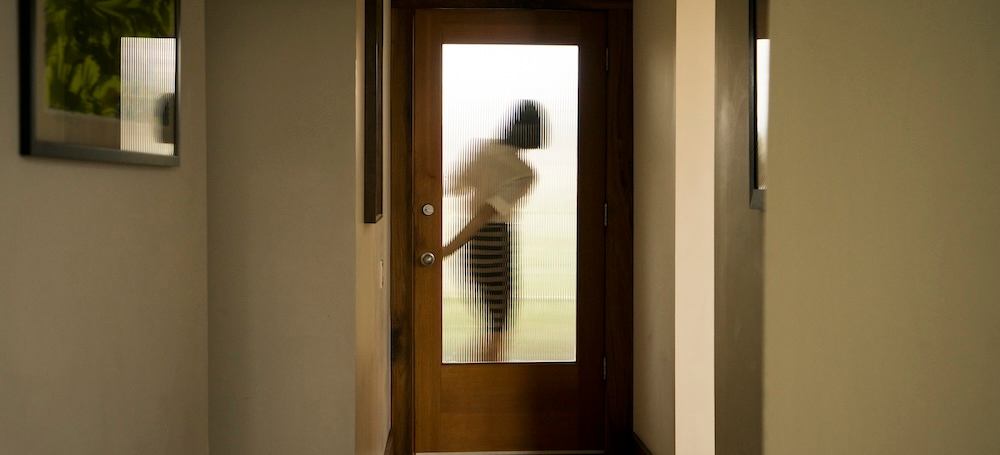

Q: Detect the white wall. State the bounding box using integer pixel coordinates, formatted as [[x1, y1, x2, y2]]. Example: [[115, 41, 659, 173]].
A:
[[206, 0, 389, 453], [0, 1, 209, 454], [633, 0, 676, 452], [765, 1, 1000, 453]]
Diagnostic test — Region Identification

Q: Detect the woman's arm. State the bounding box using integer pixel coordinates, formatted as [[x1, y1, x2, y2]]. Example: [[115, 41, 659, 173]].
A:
[[442, 204, 498, 258]]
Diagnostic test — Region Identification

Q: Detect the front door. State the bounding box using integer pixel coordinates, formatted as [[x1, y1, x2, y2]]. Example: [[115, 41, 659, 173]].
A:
[[411, 9, 609, 453]]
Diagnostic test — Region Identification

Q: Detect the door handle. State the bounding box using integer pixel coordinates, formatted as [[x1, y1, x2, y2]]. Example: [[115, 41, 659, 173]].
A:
[[419, 252, 436, 266]]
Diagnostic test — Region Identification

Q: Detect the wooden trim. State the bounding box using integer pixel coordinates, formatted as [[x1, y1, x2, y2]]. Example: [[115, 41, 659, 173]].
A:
[[389, 8, 415, 455], [605, 9, 635, 455], [392, 0, 632, 9], [633, 432, 653, 455], [411, 9, 443, 449]]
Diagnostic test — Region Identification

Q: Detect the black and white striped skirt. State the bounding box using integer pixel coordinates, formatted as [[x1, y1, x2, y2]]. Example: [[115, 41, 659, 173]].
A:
[[464, 222, 513, 333]]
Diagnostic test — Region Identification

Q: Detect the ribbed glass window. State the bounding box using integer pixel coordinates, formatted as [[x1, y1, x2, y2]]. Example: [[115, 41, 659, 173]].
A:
[[441, 44, 579, 363], [120, 37, 176, 155]]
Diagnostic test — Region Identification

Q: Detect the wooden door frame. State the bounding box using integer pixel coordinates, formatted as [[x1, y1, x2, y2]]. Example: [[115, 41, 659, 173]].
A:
[[388, 2, 633, 453]]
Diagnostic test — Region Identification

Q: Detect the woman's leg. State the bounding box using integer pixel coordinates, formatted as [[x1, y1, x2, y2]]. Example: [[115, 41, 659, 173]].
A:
[[465, 223, 512, 361]]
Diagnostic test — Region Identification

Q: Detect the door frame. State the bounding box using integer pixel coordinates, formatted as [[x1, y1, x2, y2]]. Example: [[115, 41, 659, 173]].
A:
[[388, 2, 634, 453]]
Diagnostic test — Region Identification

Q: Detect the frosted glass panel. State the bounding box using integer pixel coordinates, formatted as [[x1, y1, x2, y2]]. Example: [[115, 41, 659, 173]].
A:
[[441, 45, 578, 363]]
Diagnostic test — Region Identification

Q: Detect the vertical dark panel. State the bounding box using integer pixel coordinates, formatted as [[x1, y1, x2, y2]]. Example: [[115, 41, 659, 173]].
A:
[[755, 0, 768, 39], [389, 8, 414, 455], [715, 0, 764, 454], [605, 9, 634, 455], [365, 0, 385, 223]]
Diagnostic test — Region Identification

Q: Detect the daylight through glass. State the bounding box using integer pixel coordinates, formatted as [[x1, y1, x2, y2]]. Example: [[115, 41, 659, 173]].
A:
[[441, 44, 579, 364]]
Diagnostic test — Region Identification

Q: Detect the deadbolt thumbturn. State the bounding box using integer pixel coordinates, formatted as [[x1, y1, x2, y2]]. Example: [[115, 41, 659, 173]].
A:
[[420, 252, 436, 266]]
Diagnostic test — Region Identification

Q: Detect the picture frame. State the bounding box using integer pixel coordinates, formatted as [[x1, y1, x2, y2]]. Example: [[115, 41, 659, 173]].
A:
[[18, 0, 181, 167], [749, 0, 767, 210], [363, 0, 384, 223]]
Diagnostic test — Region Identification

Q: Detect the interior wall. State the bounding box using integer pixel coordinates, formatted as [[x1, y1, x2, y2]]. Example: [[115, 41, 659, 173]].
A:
[[674, 0, 717, 453], [206, 0, 378, 453], [765, 1, 1000, 453], [355, 0, 393, 453], [632, 0, 677, 453], [714, 0, 763, 453], [0, 1, 209, 453]]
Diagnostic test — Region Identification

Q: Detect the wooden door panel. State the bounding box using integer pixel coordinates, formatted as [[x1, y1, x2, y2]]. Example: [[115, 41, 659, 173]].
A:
[[436, 413, 581, 451], [413, 9, 607, 452], [440, 364, 578, 412]]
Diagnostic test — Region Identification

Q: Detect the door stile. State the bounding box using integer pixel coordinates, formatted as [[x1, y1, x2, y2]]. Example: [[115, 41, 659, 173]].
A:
[[412, 9, 445, 450], [389, 7, 415, 455], [604, 9, 635, 454]]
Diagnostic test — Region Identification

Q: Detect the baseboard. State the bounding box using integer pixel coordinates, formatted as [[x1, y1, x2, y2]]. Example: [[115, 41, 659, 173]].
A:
[[385, 427, 645, 454], [383, 427, 394, 455], [633, 432, 653, 455]]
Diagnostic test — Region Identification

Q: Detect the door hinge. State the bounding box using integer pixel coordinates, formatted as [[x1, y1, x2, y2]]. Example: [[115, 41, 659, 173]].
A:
[[604, 203, 608, 227], [603, 357, 607, 381]]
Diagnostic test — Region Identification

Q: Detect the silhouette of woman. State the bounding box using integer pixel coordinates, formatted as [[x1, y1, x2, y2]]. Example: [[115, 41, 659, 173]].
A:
[[442, 100, 546, 361]]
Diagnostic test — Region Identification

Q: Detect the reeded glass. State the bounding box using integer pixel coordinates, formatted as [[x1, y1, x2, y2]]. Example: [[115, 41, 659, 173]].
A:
[[441, 44, 579, 363], [120, 37, 176, 155]]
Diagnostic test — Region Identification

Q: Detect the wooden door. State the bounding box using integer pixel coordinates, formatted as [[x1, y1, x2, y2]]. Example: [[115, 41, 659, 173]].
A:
[[412, 9, 608, 453]]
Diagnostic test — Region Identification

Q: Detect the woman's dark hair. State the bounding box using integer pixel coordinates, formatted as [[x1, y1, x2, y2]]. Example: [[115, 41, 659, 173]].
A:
[[500, 100, 546, 149]]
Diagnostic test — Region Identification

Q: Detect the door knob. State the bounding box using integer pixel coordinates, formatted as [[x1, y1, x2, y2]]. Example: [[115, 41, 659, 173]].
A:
[[420, 252, 436, 266]]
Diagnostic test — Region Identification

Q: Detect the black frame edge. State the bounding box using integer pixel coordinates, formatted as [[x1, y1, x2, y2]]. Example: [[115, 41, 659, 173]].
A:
[[18, 0, 181, 168], [748, 0, 765, 210], [364, 0, 385, 223]]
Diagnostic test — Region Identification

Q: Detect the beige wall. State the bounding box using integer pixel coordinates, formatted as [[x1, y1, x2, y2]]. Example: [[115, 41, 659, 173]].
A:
[[635, 0, 718, 453], [714, 0, 764, 453], [766, 1, 1000, 453], [633, 0, 677, 453], [355, 0, 393, 453], [0, 1, 209, 454], [674, 0, 717, 453], [3, 1, 390, 452], [206, 0, 388, 453]]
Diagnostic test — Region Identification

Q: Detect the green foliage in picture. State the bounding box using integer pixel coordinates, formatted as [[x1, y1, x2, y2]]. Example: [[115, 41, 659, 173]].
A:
[[44, 0, 176, 117]]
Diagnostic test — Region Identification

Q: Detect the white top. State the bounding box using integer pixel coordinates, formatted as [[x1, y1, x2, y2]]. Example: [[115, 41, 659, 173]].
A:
[[445, 140, 535, 223]]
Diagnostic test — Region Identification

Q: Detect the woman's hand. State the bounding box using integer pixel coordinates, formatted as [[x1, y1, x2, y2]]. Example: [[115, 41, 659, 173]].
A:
[[441, 204, 498, 258]]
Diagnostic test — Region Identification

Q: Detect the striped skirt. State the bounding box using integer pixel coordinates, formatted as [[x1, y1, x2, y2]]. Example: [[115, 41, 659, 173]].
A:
[[463, 222, 513, 333]]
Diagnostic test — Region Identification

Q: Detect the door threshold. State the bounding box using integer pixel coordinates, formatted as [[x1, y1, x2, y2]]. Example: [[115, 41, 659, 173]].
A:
[[416, 451, 604, 455]]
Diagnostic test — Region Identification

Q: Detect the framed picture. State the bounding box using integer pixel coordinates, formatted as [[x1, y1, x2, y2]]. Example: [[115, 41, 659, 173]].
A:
[[18, 0, 180, 167], [363, 0, 384, 223], [749, 0, 767, 209]]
